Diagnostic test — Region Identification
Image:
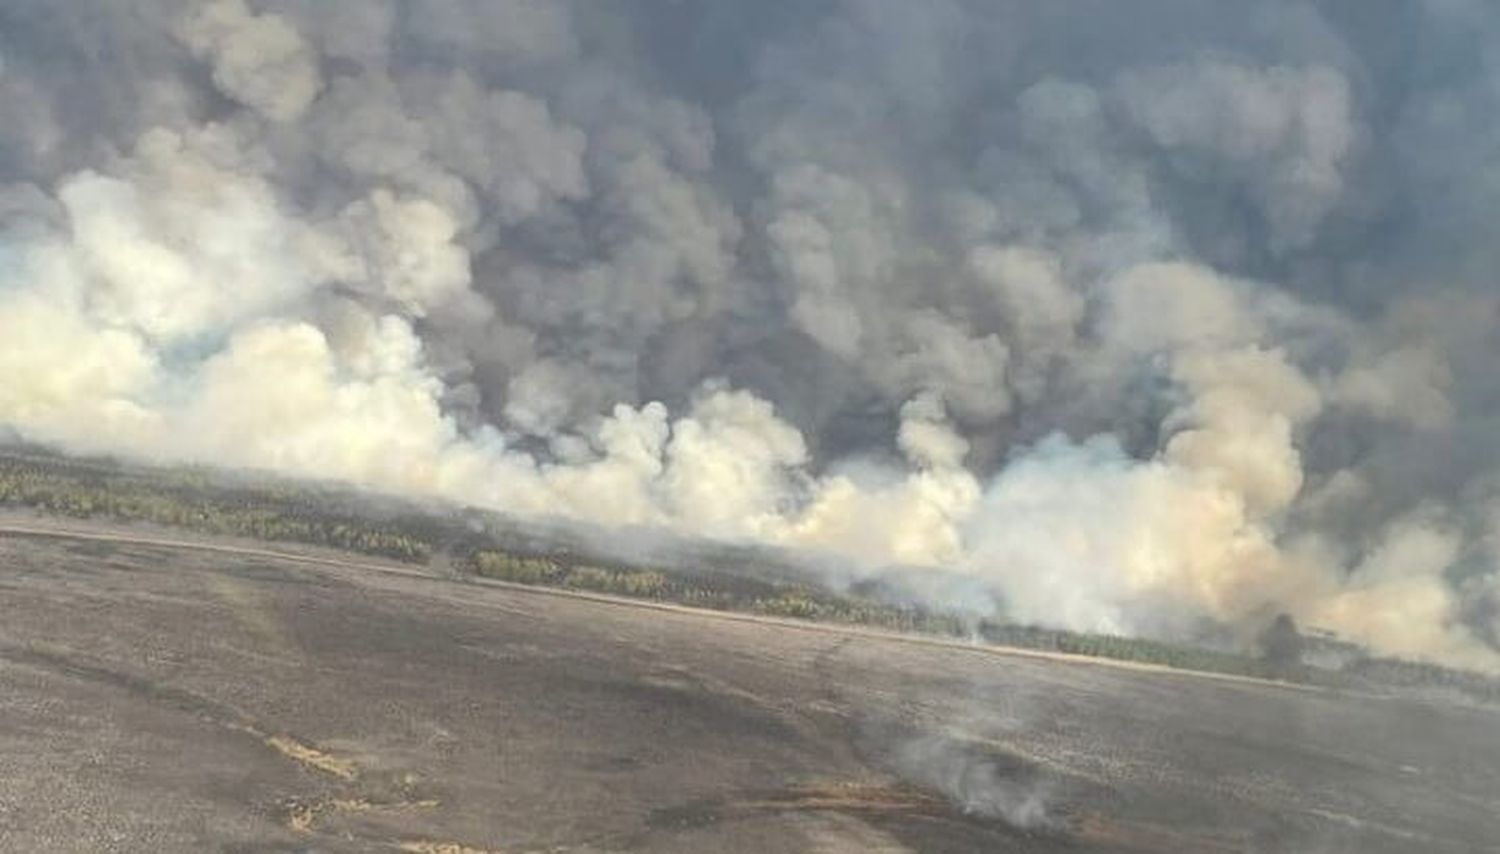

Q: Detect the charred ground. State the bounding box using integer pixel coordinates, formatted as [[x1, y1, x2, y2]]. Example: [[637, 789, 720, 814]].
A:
[[2, 519, 1499, 851]]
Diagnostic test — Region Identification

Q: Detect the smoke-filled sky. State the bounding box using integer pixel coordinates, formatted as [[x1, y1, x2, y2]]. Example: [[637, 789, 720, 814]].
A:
[[4, 0, 1500, 668]]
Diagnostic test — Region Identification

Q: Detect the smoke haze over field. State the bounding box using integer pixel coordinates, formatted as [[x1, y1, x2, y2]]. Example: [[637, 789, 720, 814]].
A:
[[4, 0, 1500, 668]]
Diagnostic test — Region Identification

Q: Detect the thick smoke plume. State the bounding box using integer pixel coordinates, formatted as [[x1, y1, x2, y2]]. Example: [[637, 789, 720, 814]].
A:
[[4, 0, 1500, 669]]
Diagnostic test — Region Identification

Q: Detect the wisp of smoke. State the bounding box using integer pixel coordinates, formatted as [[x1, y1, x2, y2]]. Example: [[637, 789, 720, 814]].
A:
[[3, 0, 1500, 669], [890, 732, 1051, 830]]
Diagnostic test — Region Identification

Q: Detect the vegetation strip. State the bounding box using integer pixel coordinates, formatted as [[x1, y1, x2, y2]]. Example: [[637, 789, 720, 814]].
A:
[[3, 447, 1498, 703]]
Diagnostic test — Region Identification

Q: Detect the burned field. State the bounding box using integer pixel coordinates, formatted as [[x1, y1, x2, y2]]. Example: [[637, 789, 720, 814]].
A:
[[2, 527, 1498, 852]]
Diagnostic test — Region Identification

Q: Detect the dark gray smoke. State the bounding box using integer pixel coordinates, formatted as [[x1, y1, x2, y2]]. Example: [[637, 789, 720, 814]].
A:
[[3, 0, 1500, 667]]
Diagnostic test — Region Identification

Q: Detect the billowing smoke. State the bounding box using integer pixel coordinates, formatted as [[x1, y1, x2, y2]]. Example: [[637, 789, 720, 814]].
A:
[[4, 0, 1500, 669]]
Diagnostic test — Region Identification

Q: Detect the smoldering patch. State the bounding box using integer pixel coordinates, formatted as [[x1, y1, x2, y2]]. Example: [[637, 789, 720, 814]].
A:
[[873, 729, 1057, 831]]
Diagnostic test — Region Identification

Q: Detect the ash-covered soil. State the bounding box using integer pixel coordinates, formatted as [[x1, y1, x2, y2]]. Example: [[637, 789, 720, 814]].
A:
[[1, 525, 1497, 853]]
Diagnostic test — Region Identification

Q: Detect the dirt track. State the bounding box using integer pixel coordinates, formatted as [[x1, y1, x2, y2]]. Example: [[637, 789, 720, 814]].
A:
[[2, 521, 1498, 852]]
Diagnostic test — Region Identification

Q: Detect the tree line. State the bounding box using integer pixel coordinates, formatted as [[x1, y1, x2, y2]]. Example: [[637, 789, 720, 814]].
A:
[[4, 447, 1498, 703]]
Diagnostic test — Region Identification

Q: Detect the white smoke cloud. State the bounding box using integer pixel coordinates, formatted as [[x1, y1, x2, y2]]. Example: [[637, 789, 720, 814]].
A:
[[2, 1, 1499, 673], [0, 288, 157, 440], [59, 128, 315, 342], [1307, 512, 1499, 671], [325, 189, 472, 315], [176, 0, 323, 123]]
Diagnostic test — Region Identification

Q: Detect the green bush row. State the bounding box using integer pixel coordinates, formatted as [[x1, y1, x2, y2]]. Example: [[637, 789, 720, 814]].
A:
[[0, 458, 433, 562]]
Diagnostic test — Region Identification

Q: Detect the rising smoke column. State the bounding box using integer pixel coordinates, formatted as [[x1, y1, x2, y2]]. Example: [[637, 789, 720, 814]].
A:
[[2, 0, 1500, 669]]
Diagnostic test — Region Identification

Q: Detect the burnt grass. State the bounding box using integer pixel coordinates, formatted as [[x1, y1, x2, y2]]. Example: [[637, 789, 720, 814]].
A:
[[5, 522, 1500, 852]]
